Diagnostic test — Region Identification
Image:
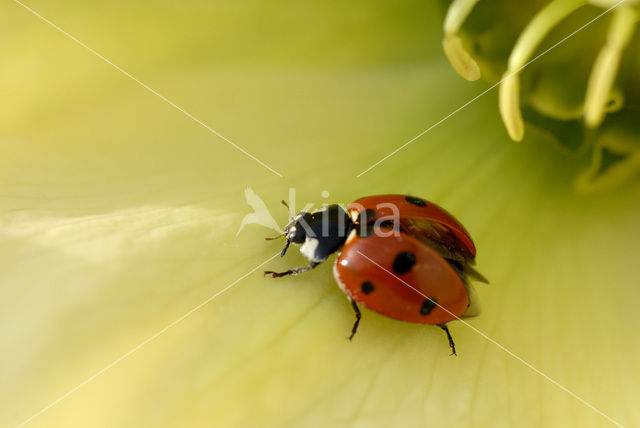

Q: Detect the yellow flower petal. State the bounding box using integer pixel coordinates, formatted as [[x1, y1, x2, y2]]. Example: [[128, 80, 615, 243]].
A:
[[2, 2, 639, 428]]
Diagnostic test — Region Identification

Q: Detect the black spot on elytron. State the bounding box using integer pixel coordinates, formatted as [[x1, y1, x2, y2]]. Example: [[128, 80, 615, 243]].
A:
[[358, 209, 376, 224], [405, 196, 427, 207], [420, 298, 437, 315], [361, 281, 375, 294], [393, 251, 416, 274]]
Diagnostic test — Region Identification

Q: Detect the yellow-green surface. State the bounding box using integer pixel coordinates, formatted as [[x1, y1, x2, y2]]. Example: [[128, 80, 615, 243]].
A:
[[1, 1, 639, 427]]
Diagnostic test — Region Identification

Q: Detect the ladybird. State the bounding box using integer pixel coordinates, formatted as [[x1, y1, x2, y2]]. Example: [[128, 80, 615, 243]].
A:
[[264, 194, 487, 355]]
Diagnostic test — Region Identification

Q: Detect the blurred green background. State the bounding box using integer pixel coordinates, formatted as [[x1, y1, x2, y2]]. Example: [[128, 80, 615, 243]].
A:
[[1, 1, 639, 427]]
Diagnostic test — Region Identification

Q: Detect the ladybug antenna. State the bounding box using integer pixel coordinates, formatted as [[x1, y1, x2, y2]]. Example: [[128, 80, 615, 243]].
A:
[[281, 199, 292, 218], [265, 232, 286, 241], [266, 200, 292, 252]]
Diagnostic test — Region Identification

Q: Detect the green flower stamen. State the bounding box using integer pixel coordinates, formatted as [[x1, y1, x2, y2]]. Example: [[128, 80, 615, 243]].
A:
[[499, 74, 524, 141], [499, 0, 586, 141], [442, 0, 640, 190], [443, 0, 481, 81], [583, 6, 638, 128]]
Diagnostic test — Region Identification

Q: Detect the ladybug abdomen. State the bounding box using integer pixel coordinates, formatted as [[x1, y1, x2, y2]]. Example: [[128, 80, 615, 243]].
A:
[[333, 231, 468, 325]]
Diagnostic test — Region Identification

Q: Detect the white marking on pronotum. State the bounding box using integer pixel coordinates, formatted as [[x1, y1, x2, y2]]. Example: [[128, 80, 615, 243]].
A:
[[300, 237, 320, 261]]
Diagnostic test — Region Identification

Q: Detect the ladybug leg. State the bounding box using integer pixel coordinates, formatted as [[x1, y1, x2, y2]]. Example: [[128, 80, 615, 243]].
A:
[[439, 324, 457, 356], [264, 261, 319, 278], [279, 239, 291, 257], [347, 298, 361, 341]]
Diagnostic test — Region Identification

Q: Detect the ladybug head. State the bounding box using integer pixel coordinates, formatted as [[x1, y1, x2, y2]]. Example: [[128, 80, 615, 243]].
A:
[[278, 204, 353, 263], [284, 211, 310, 244]]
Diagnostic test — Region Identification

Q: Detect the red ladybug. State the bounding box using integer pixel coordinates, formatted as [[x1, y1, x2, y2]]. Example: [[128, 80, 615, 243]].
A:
[[265, 194, 487, 355]]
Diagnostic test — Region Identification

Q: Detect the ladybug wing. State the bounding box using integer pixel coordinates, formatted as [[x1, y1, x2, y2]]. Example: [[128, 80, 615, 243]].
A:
[[334, 230, 468, 325], [399, 218, 488, 284], [399, 217, 473, 262], [348, 194, 477, 258]]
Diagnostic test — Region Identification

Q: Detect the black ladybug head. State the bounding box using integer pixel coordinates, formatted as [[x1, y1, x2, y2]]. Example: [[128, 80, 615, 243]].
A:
[[282, 205, 353, 263]]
